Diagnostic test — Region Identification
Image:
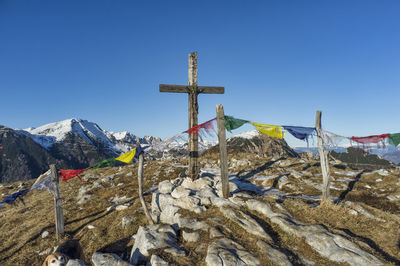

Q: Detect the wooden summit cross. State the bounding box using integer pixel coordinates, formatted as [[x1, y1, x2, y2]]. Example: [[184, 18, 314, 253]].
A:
[[160, 52, 224, 179]]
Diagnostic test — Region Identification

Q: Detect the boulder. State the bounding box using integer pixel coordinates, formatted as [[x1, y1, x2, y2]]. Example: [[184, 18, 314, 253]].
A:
[[130, 224, 178, 265], [158, 180, 175, 194]]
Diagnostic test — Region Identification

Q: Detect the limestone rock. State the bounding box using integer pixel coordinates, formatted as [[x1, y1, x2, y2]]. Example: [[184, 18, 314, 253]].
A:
[[246, 199, 276, 219], [149, 255, 168, 266], [209, 227, 224, 238], [158, 180, 175, 194], [181, 177, 213, 190], [269, 215, 383, 266], [66, 259, 87, 266], [171, 186, 191, 198], [164, 247, 185, 256], [101, 176, 113, 182], [219, 207, 272, 241], [92, 252, 131, 266], [130, 224, 178, 265], [41, 230, 49, 238], [182, 230, 200, 242], [77, 193, 93, 205], [205, 238, 260, 266], [256, 240, 292, 266], [122, 216, 133, 229]]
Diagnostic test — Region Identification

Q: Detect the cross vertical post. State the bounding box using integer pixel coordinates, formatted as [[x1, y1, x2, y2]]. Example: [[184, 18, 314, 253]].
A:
[[188, 52, 199, 179]]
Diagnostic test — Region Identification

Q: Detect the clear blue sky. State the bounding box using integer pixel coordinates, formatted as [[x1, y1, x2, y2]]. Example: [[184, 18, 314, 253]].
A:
[[1, 0, 399, 147]]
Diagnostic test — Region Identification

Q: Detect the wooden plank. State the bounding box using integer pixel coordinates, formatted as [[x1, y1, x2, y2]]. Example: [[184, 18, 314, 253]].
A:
[[216, 104, 229, 198], [50, 164, 64, 237], [315, 111, 331, 200], [159, 84, 189, 93], [137, 145, 154, 225], [188, 52, 199, 180], [197, 86, 224, 94], [160, 84, 224, 94]]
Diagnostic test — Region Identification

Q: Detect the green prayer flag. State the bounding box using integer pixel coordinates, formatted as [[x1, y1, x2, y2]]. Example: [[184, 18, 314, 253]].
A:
[[388, 133, 400, 147], [90, 158, 116, 169], [224, 116, 249, 132]]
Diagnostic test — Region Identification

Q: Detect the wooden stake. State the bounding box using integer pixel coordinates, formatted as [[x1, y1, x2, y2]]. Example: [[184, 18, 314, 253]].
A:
[[50, 164, 64, 237], [216, 104, 229, 198], [315, 111, 331, 200], [137, 145, 154, 225]]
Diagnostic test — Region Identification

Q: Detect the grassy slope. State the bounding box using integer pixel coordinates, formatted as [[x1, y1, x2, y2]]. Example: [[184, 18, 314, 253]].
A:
[[0, 155, 399, 265]]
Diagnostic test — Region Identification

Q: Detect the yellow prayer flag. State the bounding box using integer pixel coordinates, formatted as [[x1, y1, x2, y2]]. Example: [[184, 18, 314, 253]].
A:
[[250, 122, 285, 139], [115, 148, 136, 164]]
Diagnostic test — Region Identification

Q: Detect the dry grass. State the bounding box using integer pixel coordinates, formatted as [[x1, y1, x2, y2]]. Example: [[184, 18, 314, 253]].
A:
[[283, 198, 400, 263], [1, 154, 400, 265], [0, 160, 184, 265]]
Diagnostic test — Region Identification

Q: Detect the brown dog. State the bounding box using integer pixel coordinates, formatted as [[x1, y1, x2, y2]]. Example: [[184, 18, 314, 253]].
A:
[[42, 239, 84, 266]]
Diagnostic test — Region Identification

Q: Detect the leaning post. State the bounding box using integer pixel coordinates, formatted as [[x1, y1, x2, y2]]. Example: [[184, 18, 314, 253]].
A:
[[315, 111, 331, 201], [216, 104, 229, 199], [50, 164, 64, 238], [136, 143, 154, 225]]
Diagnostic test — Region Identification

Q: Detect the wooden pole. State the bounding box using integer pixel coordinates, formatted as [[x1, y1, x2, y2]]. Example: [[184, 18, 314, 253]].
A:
[[137, 144, 154, 225], [315, 111, 331, 200], [216, 104, 229, 199], [188, 52, 199, 180], [50, 164, 64, 237]]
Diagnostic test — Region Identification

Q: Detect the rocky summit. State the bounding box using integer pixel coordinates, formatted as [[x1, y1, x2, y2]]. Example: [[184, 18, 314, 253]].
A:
[[0, 145, 399, 265]]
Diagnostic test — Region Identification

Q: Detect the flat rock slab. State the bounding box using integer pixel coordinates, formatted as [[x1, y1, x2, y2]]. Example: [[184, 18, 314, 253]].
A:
[[206, 238, 260, 266], [270, 214, 383, 266], [92, 252, 131, 266], [247, 199, 383, 265], [256, 240, 292, 266], [219, 207, 272, 242]]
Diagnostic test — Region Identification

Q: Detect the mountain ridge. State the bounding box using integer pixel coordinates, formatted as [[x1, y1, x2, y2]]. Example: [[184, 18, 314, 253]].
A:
[[0, 118, 159, 183]]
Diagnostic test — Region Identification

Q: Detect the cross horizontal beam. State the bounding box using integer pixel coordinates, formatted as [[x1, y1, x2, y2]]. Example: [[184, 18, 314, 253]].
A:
[[160, 84, 224, 94]]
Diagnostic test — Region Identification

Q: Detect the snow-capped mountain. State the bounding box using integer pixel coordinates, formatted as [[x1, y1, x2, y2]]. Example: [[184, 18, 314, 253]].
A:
[[21, 118, 159, 154], [24, 118, 118, 152], [0, 118, 161, 183]]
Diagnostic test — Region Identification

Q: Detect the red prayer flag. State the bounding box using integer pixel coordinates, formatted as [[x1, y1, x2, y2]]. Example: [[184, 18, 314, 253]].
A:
[[184, 118, 216, 134], [350, 134, 389, 151], [59, 169, 85, 181], [350, 134, 389, 144]]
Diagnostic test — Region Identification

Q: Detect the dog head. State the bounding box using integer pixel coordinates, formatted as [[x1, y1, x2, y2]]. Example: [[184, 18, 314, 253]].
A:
[[42, 252, 69, 266]]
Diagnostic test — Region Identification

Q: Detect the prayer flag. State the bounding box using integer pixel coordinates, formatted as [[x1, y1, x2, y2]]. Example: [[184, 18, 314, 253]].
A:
[[318, 129, 349, 148], [224, 116, 249, 132], [0, 189, 29, 210], [250, 122, 285, 139], [115, 148, 136, 164], [350, 134, 389, 144], [30, 174, 55, 193], [90, 158, 116, 169], [388, 133, 400, 147], [184, 118, 216, 134], [283, 126, 315, 141], [60, 169, 85, 181]]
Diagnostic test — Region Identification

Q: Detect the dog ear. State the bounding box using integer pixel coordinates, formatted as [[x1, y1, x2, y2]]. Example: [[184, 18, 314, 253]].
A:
[[42, 257, 48, 266]]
